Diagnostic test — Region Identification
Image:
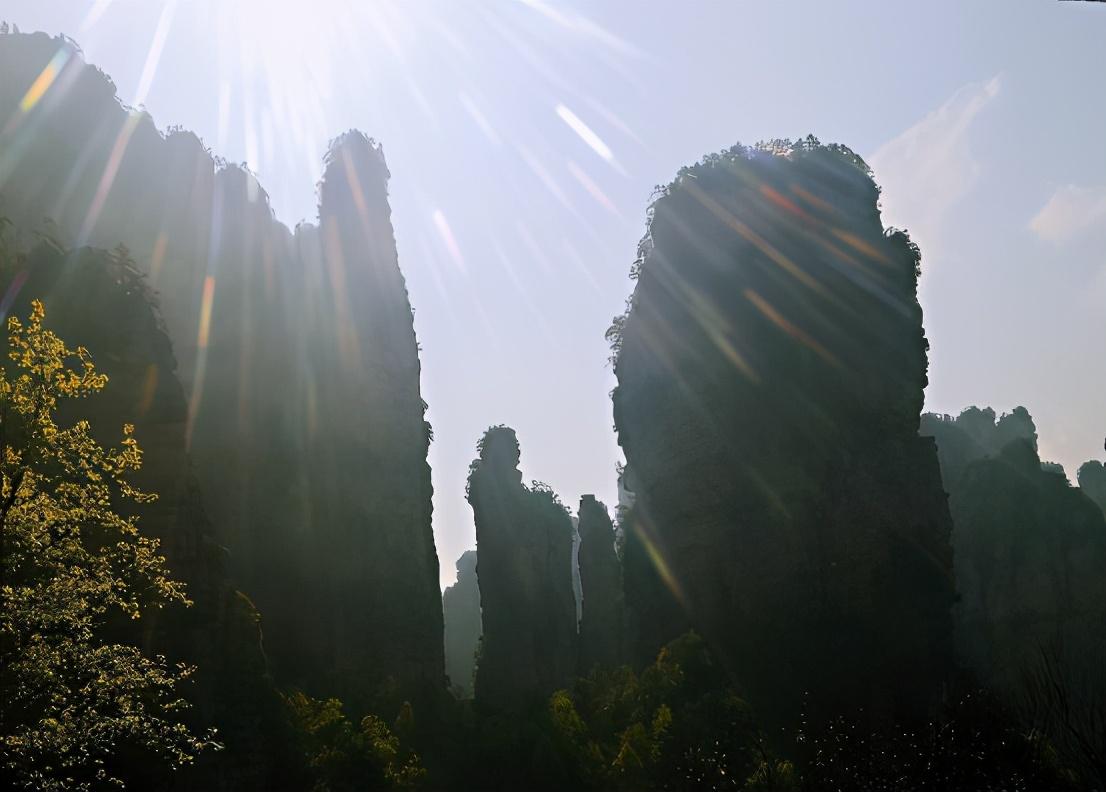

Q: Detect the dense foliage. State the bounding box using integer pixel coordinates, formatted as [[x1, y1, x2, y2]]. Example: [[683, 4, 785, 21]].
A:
[[796, 690, 1077, 792], [0, 301, 214, 790], [550, 632, 788, 792], [281, 691, 425, 791]]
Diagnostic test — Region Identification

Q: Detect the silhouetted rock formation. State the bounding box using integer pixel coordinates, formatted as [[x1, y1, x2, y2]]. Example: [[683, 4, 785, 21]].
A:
[[571, 516, 583, 624], [0, 31, 445, 715], [443, 550, 481, 698], [267, 131, 443, 715], [467, 427, 577, 709], [1078, 460, 1106, 516], [920, 406, 1039, 487], [922, 408, 1106, 689], [576, 496, 622, 671], [609, 138, 955, 729], [0, 240, 293, 790]]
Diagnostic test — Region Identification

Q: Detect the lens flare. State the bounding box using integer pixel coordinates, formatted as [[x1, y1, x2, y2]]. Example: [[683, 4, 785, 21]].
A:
[[555, 103, 613, 163], [18, 48, 70, 114]]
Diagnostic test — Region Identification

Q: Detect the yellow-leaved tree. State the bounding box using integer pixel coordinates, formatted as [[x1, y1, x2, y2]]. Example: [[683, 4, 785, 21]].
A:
[[0, 300, 215, 791]]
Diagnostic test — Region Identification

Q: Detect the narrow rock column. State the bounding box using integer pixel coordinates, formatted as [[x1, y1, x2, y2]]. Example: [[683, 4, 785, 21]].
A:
[[577, 495, 623, 672], [467, 427, 577, 708]]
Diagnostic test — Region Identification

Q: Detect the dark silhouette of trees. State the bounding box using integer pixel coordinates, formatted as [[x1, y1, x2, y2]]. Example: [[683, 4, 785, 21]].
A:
[[609, 138, 955, 731], [442, 550, 481, 698], [798, 689, 1079, 792], [549, 633, 778, 792], [1017, 639, 1106, 790], [467, 427, 577, 709]]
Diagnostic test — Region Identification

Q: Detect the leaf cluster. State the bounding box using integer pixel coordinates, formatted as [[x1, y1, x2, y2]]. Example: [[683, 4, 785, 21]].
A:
[[0, 301, 215, 790], [282, 690, 425, 791], [549, 632, 789, 791]]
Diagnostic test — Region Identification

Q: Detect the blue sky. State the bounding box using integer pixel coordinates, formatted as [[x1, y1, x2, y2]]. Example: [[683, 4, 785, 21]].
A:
[[5, 0, 1104, 587]]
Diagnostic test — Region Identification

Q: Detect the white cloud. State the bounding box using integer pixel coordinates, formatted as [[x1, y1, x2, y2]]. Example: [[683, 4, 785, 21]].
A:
[[869, 75, 1001, 249], [1029, 184, 1106, 243]]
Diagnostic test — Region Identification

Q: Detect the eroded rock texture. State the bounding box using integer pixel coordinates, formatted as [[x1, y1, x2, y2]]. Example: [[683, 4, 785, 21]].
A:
[[0, 31, 445, 715], [443, 550, 481, 698], [0, 242, 292, 790], [577, 496, 622, 672], [922, 408, 1106, 688], [467, 427, 577, 709], [610, 139, 955, 728]]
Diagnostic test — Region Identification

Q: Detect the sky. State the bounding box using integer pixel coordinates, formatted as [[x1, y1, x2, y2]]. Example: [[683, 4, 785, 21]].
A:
[[4, 0, 1104, 588]]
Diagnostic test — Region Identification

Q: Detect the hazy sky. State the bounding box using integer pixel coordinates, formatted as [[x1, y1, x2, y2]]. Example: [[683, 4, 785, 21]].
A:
[[4, 0, 1104, 587]]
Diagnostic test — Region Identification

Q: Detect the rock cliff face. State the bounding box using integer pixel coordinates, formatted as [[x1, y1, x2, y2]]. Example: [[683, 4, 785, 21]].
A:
[[443, 550, 481, 698], [571, 516, 583, 624], [1078, 460, 1106, 517], [576, 496, 622, 672], [921, 408, 1106, 688], [243, 131, 443, 715], [0, 31, 445, 714], [610, 139, 955, 728], [467, 427, 577, 709], [0, 241, 292, 790]]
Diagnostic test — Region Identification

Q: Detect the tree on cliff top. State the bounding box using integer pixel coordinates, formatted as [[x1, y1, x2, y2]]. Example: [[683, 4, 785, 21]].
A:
[[0, 301, 214, 791]]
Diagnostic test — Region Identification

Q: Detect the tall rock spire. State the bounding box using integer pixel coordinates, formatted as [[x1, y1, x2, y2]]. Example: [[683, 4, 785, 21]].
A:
[[577, 495, 623, 672], [293, 131, 444, 712], [467, 427, 577, 709], [443, 550, 482, 698], [611, 138, 955, 730]]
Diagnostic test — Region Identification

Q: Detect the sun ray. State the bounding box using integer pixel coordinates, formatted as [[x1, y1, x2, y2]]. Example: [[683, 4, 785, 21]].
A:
[[133, 0, 178, 108], [77, 113, 141, 245], [432, 209, 467, 274]]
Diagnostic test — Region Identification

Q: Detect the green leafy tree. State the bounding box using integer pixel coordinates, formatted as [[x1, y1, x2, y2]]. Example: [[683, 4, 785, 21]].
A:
[[549, 632, 793, 791], [0, 300, 215, 790], [282, 690, 425, 790]]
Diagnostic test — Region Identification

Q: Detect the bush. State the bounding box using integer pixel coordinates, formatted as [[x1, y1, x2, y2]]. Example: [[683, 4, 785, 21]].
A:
[[282, 691, 425, 791]]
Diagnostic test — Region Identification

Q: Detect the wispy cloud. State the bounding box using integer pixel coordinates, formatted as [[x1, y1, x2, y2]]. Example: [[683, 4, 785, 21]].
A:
[[869, 75, 1001, 249], [1029, 184, 1106, 243]]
